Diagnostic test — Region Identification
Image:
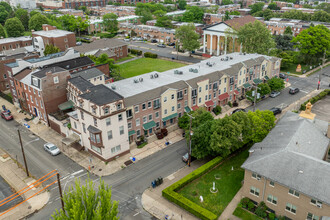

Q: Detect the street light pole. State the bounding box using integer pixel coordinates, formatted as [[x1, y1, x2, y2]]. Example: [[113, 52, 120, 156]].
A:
[[17, 129, 29, 177], [57, 172, 65, 211], [187, 113, 195, 167]]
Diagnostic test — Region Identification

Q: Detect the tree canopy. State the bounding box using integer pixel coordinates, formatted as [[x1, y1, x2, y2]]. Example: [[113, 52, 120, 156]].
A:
[[267, 77, 285, 91], [88, 54, 121, 80], [155, 16, 172, 28], [0, 24, 5, 38], [140, 11, 153, 24], [175, 24, 200, 55], [4, 17, 24, 37], [236, 20, 275, 55], [284, 26, 293, 35], [182, 6, 204, 23], [268, 2, 280, 10], [0, 6, 9, 24], [52, 177, 119, 220], [275, 34, 294, 51], [44, 44, 60, 56], [247, 110, 275, 143], [249, 2, 265, 14], [15, 8, 29, 30], [103, 13, 119, 33], [222, 0, 233, 5], [29, 13, 48, 31], [178, 0, 187, 10]]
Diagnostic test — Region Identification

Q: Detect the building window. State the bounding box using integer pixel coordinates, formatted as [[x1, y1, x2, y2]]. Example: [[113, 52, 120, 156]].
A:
[[250, 186, 260, 196], [285, 203, 296, 214], [117, 104, 121, 111], [205, 95, 207, 101], [53, 76, 59, 84], [142, 103, 146, 110], [134, 105, 139, 113], [178, 103, 181, 109], [153, 99, 160, 109], [164, 97, 167, 102], [111, 145, 121, 154], [184, 89, 187, 95], [224, 88, 226, 93], [136, 118, 140, 126], [252, 173, 261, 180], [205, 84, 208, 90], [104, 107, 109, 114], [82, 123, 86, 133], [119, 126, 124, 135], [164, 109, 167, 115], [92, 108, 96, 114], [91, 145, 101, 154], [80, 111, 84, 120], [155, 112, 159, 118], [126, 109, 132, 119], [198, 98, 201, 103], [148, 101, 151, 108], [288, 189, 299, 197], [307, 213, 319, 220], [199, 87, 201, 92], [269, 181, 274, 187], [148, 114, 152, 121], [184, 100, 188, 107], [310, 199, 322, 207], [106, 118, 111, 126], [94, 118, 97, 126], [208, 94, 211, 100], [171, 94, 174, 99], [143, 116, 147, 123], [267, 195, 277, 205], [118, 114, 122, 121], [136, 129, 141, 137]]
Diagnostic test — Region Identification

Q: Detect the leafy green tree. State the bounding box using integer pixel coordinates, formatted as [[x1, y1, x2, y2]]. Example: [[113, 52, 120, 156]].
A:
[[0, 2, 12, 13], [4, 17, 24, 37], [178, 108, 214, 130], [178, 0, 187, 10], [0, 24, 5, 38], [103, 13, 118, 33], [247, 110, 275, 143], [44, 44, 60, 56], [155, 16, 172, 28], [0, 6, 9, 24], [88, 54, 121, 80], [224, 11, 230, 21], [311, 10, 330, 22], [282, 10, 311, 21], [39, 5, 44, 11], [284, 26, 293, 35], [59, 15, 88, 36], [230, 111, 252, 143], [153, 10, 166, 18], [268, 2, 280, 10], [249, 2, 265, 14], [182, 6, 204, 23], [236, 20, 276, 55], [275, 34, 294, 51], [15, 8, 29, 30], [222, 0, 233, 5], [229, 11, 240, 15], [79, 6, 90, 15], [267, 77, 285, 91], [29, 10, 40, 18], [191, 120, 216, 159], [292, 25, 330, 64], [140, 11, 153, 24], [257, 83, 271, 96], [277, 51, 293, 69], [52, 177, 119, 220], [29, 13, 48, 31], [316, 2, 330, 13], [175, 24, 200, 55]]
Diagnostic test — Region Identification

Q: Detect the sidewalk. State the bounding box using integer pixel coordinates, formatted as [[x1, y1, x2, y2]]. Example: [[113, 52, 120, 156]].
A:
[[0, 148, 49, 220], [142, 160, 205, 220], [0, 97, 185, 177]]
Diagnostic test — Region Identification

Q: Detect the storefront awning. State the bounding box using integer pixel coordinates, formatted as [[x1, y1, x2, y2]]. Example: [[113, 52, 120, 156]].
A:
[[58, 100, 74, 111], [191, 106, 199, 111], [234, 90, 239, 95], [143, 121, 156, 130], [205, 100, 214, 107], [184, 106, 191, 113], [253, 78, 263, 84], [243, 83, 252, 89], [162, 113, 178, 122], [264, 76, 269, 80], [219, 93, 229, 101], [128, 130, 135, 136]]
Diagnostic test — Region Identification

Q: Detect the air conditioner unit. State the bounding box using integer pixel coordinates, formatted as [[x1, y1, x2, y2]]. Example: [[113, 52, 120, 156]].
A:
[[133, 79, 139, 83], [139, 77, 143, 82], [257, 177, 261, 180], [150, 74, 154, 79], [111, 85, 116, 90], [154, 73, 159, 78], [317, 203, 322, 208], [178, 71, 183, 75]]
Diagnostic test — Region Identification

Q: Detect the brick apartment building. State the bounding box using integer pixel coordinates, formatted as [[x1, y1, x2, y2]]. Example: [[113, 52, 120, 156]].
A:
[[93, 5, 136, 17], [63, 0, 106, 9], [145, 20, 205, 36], [217, 4, 241, 14], [0, 36, 33, 52], [66, 53, 281, 161], [110, 0, 160, 5], [73, 38, 128, 61], [58, 9, 84, 16], [242, 112, 330, 220], [32, 24, 76, 52]]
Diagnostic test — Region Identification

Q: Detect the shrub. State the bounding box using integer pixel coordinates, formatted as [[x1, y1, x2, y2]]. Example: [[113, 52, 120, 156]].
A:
[[240, 197, 250, 209], [212, 105, 222, 115], [247, 201, 254, 211], [299, 89, 330, 110], [268, 212, 275, 220], [255, 202, 267, 218], [97, 32, 116, 38], [130, 49, 142, 55], [144, 52, 158, 58], [227, 101, 232, 108]]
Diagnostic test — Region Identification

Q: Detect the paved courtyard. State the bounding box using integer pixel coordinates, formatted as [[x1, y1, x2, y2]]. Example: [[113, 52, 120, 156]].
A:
[[312, 95, 330, 122]]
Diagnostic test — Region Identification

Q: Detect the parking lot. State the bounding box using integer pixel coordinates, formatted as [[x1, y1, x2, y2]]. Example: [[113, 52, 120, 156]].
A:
[[0, 175, 22, 212]]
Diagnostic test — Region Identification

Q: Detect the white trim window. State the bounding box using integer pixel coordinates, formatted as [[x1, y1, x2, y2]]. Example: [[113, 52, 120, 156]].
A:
[[285, 203, 296, 214], [267, 195, 277, 205], [307, 213, 319, 220], [288, 189, 299, 198], [250, 186, 260, 197], [252, 173, 261, 180], [111, 145, 121, 154]]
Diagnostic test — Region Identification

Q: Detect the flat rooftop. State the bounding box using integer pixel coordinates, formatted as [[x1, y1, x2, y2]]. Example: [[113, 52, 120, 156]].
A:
[[32, 29, 73, 38], [0, 36, 32, 44]]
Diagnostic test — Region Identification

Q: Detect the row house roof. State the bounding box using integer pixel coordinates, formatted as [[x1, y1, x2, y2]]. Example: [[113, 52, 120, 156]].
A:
[[79, 84, 123, 106]]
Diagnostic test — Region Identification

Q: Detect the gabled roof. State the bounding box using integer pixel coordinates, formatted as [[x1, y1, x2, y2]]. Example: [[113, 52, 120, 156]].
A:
[[242, 112, 330, 205], [70, 67, 104, 81], [79, 84, 123, 106], [73, 38, 128, 54], [224, 15, 257, 30], [46, 56, 94, 70], [32, 66, 67, 78], [68, 76, 94, 92]]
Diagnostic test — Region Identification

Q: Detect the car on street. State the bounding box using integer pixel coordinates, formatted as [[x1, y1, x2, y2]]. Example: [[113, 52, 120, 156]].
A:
[[269, 107, 282, 115], [182, 153, 196, 163], [44, 143, 61, 156], [270, 91, 281, 98], [80, 37, 90, 41], [151, 39, 158, 43], [279, 73, 286, 79], [136, 37, 143, 41], [1, 111, 13, 121], [289, 87, 299, 94], [232, 108, 246, 114], [157, 44, 166, 48], [168, 42, 175, 46], [124, 38, 130, 42], [75, 41, 82, 46]]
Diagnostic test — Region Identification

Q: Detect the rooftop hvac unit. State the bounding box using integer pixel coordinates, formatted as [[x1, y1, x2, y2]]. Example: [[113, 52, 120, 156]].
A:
[[178, 71, 183, 75], [193, 69, 198, 73], [154, 73, 159, 78], [134, 79, 139, 83], [111, 85, 116, 90], [221, 58, 224, 61], [139, 77, 143, 82], [174, 70, 179, 74], [150, 74, 154, 79], [189, 68, 193, 72], [230, 57, 233, 60]]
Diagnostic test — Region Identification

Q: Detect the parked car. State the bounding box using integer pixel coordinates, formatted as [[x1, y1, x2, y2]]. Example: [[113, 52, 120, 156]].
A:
[[1, 111, 13, 121], [75, 41, 82, 46], [151, 39, 158, 43], [279, 73, 286, 79], [289, 87, 299, 94], [124, 38, 130, 42], [44, 143, 61, 156], [136, 37, 143, 41], [80, 37, 90, 41], [182, 153, 196, 163], [168, 42, 175, 46], [232, 108, 246, 114], [269, 107, 282, 115], [270, 91, 281, 98], [157, 44, 166, 48]]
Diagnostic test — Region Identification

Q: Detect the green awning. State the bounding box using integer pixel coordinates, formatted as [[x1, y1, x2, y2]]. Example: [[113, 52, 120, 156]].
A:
[[58, 100, 74, 111], [253, 78, 263, 84], [184, 106, 191, 113], [243, 83, 251, 89], [143, 121, 156, 130], [128, 130, 135, 136], [162, 113, 178, 122], [264, 76, 269, 80]]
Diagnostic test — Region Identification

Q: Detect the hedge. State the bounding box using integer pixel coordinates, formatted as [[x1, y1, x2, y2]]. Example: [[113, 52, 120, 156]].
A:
[[144, 52, 157, 58], [0, 92, 13, 103], [300, 89, 330, 110], [162, 156, 222, 220], [130, 49, 142, 56]]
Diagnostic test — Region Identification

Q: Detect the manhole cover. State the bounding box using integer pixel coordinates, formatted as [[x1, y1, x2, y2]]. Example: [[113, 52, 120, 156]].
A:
[[124, 160, 133, 166]]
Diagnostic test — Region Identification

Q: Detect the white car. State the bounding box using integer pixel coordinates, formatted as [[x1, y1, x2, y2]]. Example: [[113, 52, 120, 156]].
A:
[[44, 143, 61, 156], [124, 38, 130, 42]]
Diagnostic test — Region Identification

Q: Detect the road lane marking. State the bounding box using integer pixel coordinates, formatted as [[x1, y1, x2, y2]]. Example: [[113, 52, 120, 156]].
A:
[[71, 169, 84, 176], [133, 212, 140, 216], [300, 90, 309, 93]]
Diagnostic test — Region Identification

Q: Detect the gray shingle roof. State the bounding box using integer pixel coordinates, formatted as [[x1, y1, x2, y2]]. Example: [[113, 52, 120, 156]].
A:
[[70, 67, 104, 81], [46, 56, 94, 70], [68, 76, 94, 92], [242, 112, 330, 205], [73, 38, 127, 54], [32, 66, 67, 78], [79, 84, 123, 106]]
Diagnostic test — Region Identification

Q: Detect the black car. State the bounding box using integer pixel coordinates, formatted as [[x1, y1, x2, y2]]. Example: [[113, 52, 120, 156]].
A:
[[279, 73, 286, 79], [232, 108, 246, 114], [151, 39, 158, 43], [168, 42, 175, 46], [269, 107, 282, 115], [289, 87, 299, 94]]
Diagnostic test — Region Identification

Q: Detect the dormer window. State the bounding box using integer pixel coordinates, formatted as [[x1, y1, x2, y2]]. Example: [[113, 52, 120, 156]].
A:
[[92, 108, 96, 114], [104, 107, 109, 114], [117, 104, 121, 111]]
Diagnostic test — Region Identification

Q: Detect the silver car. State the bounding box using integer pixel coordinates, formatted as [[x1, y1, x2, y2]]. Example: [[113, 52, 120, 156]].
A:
[[44, 143, 61, 156], [270, 91, 280, 98]]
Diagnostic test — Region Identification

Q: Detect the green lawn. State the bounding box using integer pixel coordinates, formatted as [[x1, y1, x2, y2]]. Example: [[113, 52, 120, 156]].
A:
[[281, 63, 310, 75], [233, 207, 263, 220], [118, 58, 186, 78], [178, 149, 250, 217], [115, 54, 135, 63]]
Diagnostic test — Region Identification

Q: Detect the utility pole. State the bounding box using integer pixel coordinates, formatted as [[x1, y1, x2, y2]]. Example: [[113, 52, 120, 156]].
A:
[[253, 85, 258, 112], [18, 130, 29, 177], [176, 40, 179, 60], [318, 50, 327, 90], [187, 113, 195, 167], [57, 172, 65, 211]]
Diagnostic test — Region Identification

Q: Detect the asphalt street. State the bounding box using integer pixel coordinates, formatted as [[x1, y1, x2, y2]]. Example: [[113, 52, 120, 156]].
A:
[[127, 40, 202, 63], [0, 175, 23, 213]]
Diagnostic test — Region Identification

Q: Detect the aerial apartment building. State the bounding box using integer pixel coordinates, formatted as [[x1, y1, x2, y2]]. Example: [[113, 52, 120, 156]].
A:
[[66, 53, 281, 162]]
